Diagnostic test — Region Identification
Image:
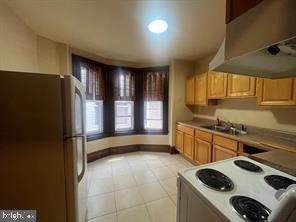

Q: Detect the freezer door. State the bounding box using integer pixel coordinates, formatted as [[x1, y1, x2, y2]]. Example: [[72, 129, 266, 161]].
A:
[[63, 75, 86, 137]]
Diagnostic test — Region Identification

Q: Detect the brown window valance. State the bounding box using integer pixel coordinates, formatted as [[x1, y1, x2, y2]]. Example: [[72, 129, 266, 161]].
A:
[[81, 62, 105, 100], [113, 70, 135, 101], [143, 71, 165, 101]]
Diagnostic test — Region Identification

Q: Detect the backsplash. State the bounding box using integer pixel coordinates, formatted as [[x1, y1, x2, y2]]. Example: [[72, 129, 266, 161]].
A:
[[192, 97, 296, 133]]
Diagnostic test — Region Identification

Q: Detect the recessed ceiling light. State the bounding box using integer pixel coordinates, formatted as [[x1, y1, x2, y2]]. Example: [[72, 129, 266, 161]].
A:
[[148, 20, 168, 34]]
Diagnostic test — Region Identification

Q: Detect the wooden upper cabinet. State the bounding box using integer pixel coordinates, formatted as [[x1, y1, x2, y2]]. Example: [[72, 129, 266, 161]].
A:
[[194, 138, 212, 165], [183, 134, 194, 160], [194, 73, 208, 105], [257, 78, 296, 106], [207, 71, 227, 99], [227, 74, 256, 97], [186, 76, 195, 105]]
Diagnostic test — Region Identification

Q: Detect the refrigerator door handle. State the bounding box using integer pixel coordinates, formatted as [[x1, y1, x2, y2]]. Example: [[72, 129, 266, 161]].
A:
[[77, 136, 86, 183]]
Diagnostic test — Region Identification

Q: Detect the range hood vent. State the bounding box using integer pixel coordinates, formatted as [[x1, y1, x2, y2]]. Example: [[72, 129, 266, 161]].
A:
[[210, 0, 296, 79]]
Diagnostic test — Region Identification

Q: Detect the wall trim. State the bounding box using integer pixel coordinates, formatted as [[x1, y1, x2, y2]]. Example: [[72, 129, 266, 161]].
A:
[[87, 144, 178, 163]]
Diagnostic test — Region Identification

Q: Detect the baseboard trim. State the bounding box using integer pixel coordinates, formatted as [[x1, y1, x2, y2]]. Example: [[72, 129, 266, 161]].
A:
[[87, 144, 178, 163]]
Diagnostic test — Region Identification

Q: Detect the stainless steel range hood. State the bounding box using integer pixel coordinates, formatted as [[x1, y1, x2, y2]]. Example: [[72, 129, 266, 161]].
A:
[[210, 0, 296, 79]]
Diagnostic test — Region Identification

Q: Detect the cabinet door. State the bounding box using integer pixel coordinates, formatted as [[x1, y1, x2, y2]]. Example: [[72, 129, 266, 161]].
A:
[[208, 71, 227, 98], [227, 74, 256, 97], [183, 134, 194, 160], [257, 78, 296, 106], [212, 145, 236, 162], [175, 130, 184, 154], [194, 139, 212, 165], [186, 76, 195, 105], [194, 73, 208, 105]]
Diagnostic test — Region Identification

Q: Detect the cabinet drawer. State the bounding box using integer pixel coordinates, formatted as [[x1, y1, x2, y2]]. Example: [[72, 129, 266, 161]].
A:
[[213, 135, 238, 152], [176, 124, 194, 136], [195, 129, 212, 142]]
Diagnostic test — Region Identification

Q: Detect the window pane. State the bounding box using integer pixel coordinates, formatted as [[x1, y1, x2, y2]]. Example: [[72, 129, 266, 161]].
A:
[[115, 117, 132, 130], [115, 101, 134, 131], [144, 101, 163, 130], [145, 120, 163, 129], [86, 101, 103, 134]]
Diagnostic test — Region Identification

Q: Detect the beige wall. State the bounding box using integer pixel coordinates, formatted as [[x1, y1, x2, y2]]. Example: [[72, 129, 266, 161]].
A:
[[194, 55, 296, 133], [195, 98, 296, 133], [0, 2, 69, 75], [37, 36, 69, 75], [0, 2, 38, 73], [169, 60, 195, 146]]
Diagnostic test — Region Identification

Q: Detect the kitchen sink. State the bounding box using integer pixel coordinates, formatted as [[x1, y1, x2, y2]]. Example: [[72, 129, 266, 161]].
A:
[[200, 125, 247, 136]]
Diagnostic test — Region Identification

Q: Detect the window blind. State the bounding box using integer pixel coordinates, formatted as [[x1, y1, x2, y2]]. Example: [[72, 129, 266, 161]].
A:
[[143, 71, 165, 101], [80, 62, 105, 101], [113, 70, 135, 101]]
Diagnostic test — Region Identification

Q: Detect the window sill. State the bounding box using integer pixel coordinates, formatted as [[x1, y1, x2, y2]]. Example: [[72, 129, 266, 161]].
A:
[[86, 130, 169, 142]]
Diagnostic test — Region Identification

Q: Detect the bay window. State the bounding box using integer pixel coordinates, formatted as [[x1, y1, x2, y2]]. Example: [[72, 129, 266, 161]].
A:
[[72, 54, 169, 141]]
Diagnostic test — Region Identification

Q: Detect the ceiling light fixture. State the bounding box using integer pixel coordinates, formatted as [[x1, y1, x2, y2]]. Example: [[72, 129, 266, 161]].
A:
[[148, 20, 168, 34]]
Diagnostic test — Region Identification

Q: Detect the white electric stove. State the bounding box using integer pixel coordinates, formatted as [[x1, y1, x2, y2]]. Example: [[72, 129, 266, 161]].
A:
[[177, 156, 296, 222]]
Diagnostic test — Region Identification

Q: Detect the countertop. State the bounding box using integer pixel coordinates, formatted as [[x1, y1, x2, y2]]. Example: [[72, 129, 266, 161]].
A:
[[250, 150, 296, 176], [177, 119, 296, 152]]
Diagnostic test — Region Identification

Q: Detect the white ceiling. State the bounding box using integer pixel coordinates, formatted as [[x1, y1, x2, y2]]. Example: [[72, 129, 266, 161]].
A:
[[3, 0, 226, 63]]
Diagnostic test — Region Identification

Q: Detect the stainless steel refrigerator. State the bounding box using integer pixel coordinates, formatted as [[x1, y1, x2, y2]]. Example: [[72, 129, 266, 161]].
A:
[[0, 71, 88, 222]]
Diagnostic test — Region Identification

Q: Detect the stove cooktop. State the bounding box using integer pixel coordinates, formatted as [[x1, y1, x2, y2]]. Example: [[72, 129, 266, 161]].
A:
[[264, 175, 296, 190], [196, 168, 234, 192], [234, 159, 263, 172], [230, 196, 271, 222], [178, 156, 296, 222]]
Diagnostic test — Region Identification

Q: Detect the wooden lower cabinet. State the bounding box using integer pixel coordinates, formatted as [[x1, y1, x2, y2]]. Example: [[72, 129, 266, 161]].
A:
[[212, 144, 237, 162], [175, 130, 183, 153], [194, 138, 212, 164], [183, 134, 194, 160]]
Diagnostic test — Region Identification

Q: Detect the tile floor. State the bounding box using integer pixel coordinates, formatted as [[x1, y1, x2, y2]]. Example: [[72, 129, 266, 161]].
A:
[[87, 151, 194, 222]]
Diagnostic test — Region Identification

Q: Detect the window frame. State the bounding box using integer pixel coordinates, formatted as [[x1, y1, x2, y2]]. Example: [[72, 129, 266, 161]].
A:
[[72, 54, 169, 141], [144, 101, 163, 131], [85, 100, 104, 135], [114, 100, 134, 132]]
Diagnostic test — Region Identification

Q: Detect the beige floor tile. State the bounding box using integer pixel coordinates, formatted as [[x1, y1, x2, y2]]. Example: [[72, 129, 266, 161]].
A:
[[113, 174, 137, 190], [115, 187, 144, 210], [141, 153, 161, 160], [87, 193, 116, 219], [88, 213, 117, 222], [117, 205, 151, 222], [167, 163, 187, 176], [138, 182, 168, 202], [160, 177, 177, 196], [89, 178, 114, 196], [133, 170, 158, 185], [130, 162, 150, 174], [159, 157, 180, 166], [146, 159, 165, 169], [112, 165, 132, 177], [146, 197, 176, 222], [151, 166, 174, 180], [92, 166, 112, 179]]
